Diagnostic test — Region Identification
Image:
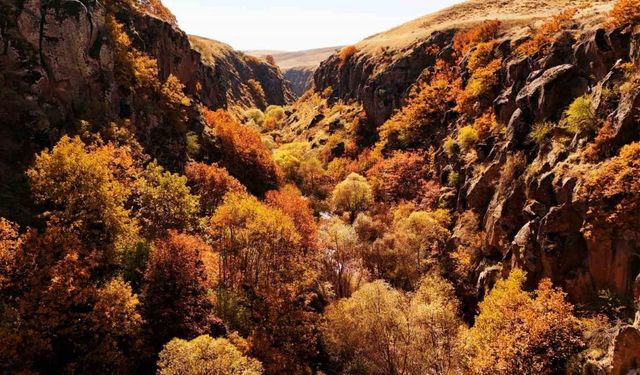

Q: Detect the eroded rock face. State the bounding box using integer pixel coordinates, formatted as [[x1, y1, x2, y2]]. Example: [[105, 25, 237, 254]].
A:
[[313, 30, 456, 126]]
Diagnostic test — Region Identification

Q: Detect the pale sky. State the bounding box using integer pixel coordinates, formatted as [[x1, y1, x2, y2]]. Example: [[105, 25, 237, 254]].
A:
[[162, 0, 465, 51]]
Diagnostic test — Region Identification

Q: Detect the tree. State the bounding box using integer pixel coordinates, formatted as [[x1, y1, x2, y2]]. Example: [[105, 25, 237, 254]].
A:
[[467, 269, 583, 375], [208, 193, 318, 373], [160, 74, 192, 132], [27, 135, 138, 253], [516, 8, 577, 57], [136, 161, 200, 239], [453, 20, 501, 57], [157, 335, 263, 375], [367, 151, 432, 203], [142, 231, 215, 348], [580, 142, 640, 238], [0, 222, 142, 374], [321, 276, 464, 375], [339, 46, 358, 68], [318, 219, 365, 299], [263, 105, 286, 130], [185, 162, 246, 216], [203, 109, 282, 195], [331, 173, 373, 220], [265, 185, 318, 252]]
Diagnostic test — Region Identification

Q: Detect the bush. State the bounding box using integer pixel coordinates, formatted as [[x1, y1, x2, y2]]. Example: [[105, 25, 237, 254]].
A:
[[263, 105, 286, 130], [339, 46, 358, 68], [456, 59, 501, 114], [457, 126, 479, 151], [244, 108, 265, 127], [516, 8, 577, 57], [607, 0, 640, 28], [444, 137, 458, 157], [247, 79, 266, 108], [564, 95, 599, 135], [453, 20, 501, 56], [448, 171, 460, 187], [529, 121, 554, 146]]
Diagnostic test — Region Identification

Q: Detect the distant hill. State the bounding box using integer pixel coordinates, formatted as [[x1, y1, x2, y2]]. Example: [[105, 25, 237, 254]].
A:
[[247, 46, 342, 70]]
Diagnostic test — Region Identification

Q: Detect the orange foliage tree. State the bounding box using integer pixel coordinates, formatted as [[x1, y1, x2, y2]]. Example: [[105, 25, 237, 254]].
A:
[[367, 150, 435, 204], [265, 185, 318, 252], [208, 192, 319, 373], [580, 142, 640, 238], [0, 222, 142, 374], [203, 109, 282, 196], [142, 231, 217, 348], [185, 161, 247, 216], [468, 269, 583, 375]]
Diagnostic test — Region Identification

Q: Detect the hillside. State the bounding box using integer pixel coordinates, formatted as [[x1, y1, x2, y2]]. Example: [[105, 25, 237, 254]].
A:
[[248, 46, 342, 69], [1, 0, 640, 374]]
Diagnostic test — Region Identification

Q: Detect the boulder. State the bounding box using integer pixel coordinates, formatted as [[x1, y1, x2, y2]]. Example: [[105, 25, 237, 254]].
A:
[[608, 326, 640, 375]]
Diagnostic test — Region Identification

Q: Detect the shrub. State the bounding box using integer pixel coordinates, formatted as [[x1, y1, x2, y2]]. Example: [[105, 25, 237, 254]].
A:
[[263, 105, 286, 130], [339, 46, 358, 68], [157, 336, 263, 375], [444, 137, 458, 157], [607, 0, 640, 28], [472, 111, 498, 138], [564, 95, 599, 135], [516, 8, 577, 57], [468, 269, 583, 375], [467, 41, 498, 73], [453, 20, 502, 56], [448, 171, 460, 187], [244, 108, 265, 127], [457, 126, 479, 151], [529, 121, 555, 146]]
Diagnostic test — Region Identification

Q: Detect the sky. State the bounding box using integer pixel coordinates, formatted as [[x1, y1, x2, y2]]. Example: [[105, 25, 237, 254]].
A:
[[162, 0, 465, 51]]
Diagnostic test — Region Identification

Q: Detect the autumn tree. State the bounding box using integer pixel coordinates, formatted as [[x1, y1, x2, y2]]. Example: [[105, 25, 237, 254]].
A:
[[0, 222, 142, 374], [516, 8, 577, 57], [467, 269, 583, 375], [367, 150, 433, 203], [160, 74, 192, 132], [318, 219, 365, 299], [265, 185, 318, 252], [208, 193, 319, 373], [135, 161, 200, 239], [157, 335, 263, 375], [580, 142, 640, 239], [331, 173, 373, 220], [322, 275, 464, 375], [453, 20, 501, 57], [185, 162, 246, 216], [27, 135, 138, 254], [142, 231, 216, 348], [203, 109, 282, 195], [378, 69, 456, 150], [273, 142, 329, 198]]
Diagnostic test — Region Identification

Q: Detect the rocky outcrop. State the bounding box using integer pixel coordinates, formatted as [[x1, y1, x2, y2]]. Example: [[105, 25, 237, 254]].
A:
[[313, 30, 455, 126]]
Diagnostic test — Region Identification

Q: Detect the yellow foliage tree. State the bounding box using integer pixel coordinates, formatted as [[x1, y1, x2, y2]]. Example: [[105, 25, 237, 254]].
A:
[[467, 269, 583, 375], [157, 335, 263, 375]]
